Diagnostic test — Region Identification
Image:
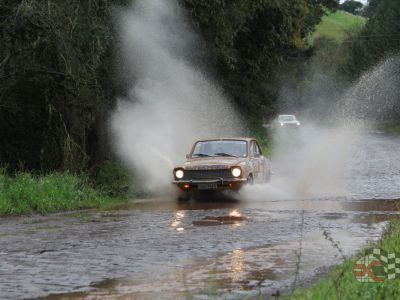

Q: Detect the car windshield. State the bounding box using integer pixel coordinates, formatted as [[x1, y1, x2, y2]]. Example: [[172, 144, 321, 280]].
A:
[[192, 140, 247, 158], [278, 115, 296, 122]]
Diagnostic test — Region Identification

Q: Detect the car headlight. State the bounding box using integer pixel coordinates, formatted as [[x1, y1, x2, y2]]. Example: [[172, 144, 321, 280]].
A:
[[296, 121, 301, 126], [280, 123, 284, 126], [175, 169, 184, 179], [231, 167, 241, 177]]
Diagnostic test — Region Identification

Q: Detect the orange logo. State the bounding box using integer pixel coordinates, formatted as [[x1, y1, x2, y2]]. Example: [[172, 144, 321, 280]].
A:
[[353, 258, 385, 283]]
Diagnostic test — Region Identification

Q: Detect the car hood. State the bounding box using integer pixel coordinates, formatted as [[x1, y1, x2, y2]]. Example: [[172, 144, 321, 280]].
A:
[[182, 157, 246, 170]]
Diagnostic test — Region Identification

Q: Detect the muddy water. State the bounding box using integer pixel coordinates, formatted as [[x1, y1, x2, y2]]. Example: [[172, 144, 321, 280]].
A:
[[1, 131, 400, 299]]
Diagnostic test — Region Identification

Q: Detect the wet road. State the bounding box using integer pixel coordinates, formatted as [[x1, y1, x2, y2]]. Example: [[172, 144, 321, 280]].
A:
[[1, 130, 400, 299]]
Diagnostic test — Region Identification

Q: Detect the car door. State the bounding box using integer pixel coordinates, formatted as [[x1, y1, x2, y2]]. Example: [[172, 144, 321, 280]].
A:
[[250, 141, 262, 181], [255, 141, 269, 182]]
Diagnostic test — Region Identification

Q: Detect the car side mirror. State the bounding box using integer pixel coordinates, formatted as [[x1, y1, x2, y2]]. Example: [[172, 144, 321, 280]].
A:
[[186, 154, 190, 159]]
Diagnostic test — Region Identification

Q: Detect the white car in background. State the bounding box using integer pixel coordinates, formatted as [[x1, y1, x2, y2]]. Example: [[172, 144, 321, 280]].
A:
[[275, 115, 301, 128]]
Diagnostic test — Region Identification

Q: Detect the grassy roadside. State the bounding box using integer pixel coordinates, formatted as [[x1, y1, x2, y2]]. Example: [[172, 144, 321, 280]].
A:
[[282, 222, 400, 300], [0, 172, 133, 215]]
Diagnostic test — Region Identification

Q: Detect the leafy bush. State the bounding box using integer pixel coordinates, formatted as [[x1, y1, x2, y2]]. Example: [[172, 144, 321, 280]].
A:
[[91, 160, 146, 198], [0, 172, 125, 215]]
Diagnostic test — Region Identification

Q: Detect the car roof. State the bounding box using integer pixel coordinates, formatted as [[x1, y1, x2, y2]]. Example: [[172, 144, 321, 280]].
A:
[[194, 137, 256, 143], [278, 114, 296, 117]]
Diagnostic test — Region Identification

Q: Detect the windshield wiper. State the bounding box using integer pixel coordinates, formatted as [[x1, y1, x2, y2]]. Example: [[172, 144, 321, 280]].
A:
[[213, 152, 238, 157], [192, 153, 211, 157]]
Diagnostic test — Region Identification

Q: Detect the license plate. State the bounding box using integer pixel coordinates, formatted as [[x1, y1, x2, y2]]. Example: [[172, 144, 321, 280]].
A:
[[198, 183, 218, 190]]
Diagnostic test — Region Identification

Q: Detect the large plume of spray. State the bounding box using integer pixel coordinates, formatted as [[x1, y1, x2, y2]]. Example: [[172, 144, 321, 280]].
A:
[[339, 55, 400, 126], [111, 0, 242, 192], [242, 55, 400, 201]]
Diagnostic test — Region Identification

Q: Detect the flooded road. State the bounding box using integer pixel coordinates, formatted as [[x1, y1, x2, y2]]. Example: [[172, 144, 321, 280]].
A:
[[1, 130, 400, 299]]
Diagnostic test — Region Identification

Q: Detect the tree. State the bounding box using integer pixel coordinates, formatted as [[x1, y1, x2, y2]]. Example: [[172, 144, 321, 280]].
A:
[[362, 0, 380, 18], [341, 0, 364, 15], [339, 0, 400, 120], [180, 0, 339, 124], [0, 0, 340, 173], [0, 1, 120, 172]]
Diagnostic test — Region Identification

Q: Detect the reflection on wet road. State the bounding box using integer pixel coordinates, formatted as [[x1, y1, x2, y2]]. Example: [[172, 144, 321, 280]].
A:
[[0, 131, 400, 299]]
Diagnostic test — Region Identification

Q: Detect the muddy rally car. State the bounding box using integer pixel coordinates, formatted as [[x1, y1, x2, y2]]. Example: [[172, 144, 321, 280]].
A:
[[172, 138, 271, 196]]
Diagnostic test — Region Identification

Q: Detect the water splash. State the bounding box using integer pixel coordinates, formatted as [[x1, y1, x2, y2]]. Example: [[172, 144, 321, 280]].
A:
[[340, 55, 400, 126], [242, 55, 400, 202], [111, 0, 242, 192]]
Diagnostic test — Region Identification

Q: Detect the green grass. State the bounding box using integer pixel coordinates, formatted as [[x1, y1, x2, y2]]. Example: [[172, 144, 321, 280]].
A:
[[283, 222, 400, 300], [310, 10, 366, 44], [0, 172, 129, 215]]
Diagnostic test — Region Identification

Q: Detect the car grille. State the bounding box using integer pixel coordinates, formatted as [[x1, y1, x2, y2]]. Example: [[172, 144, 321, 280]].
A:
[[183, 169, 233, 180]]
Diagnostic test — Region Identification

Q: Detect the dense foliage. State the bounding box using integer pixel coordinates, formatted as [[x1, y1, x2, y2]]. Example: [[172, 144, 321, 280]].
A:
[[341, 0, 400, 78], [281, 0, 400, 120], [0, 0, 337, 175], [0, 0, 126, 172], [181, 0, 338, 124], [337, 0, 400, 120], [340, 0, 364, 15]]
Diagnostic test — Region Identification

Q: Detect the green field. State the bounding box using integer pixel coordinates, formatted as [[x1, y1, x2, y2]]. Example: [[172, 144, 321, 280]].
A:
[[311, 10, 366, 43]]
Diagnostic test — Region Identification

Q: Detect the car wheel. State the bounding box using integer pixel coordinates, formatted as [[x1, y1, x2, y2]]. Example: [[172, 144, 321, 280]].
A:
[[247, 174, 254, 185]]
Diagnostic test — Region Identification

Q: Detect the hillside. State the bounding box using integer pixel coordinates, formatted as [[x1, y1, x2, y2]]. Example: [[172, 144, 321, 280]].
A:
[[311, 10, 366, 43]]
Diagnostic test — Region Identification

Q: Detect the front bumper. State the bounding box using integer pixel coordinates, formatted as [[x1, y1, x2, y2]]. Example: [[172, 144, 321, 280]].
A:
[[277, 124, 300, 128], [172, 178, 247, 191]]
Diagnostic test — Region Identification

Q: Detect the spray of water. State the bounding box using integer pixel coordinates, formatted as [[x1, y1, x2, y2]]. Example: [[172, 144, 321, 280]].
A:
[[241, 55, 400, 202], [239, 126, 354, 201], [339, 55, 400, 126], [111, 0, 242, 192], [111, 0, 398, 200]]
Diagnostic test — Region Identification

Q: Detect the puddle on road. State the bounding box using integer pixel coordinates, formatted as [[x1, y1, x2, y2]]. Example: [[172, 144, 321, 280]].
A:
[[38, 199, 400, 300], [125, 196, 400, 213], [41, 226, 388, 300]]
